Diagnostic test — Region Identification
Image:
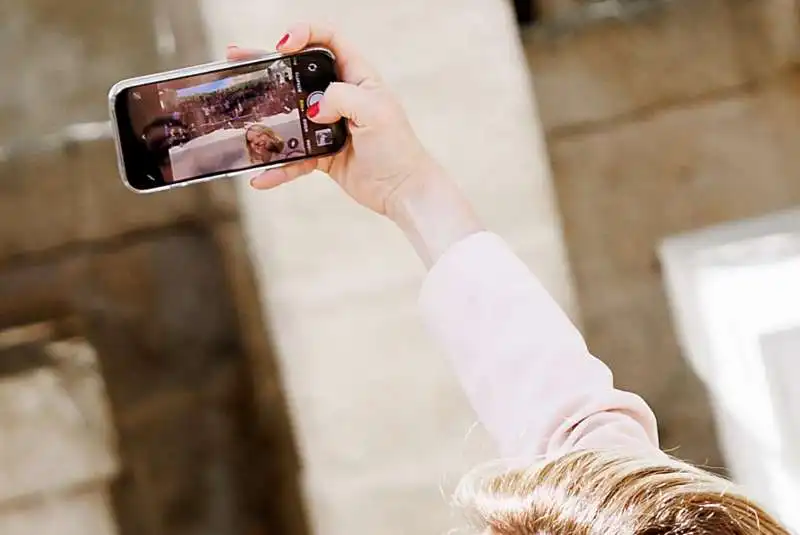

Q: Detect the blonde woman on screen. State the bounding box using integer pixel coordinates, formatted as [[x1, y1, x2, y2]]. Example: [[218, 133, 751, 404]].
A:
[[245, 123, 285, 164], [227, 23, 791, 535]]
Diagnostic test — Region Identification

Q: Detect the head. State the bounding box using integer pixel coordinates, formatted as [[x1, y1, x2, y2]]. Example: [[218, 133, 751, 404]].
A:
[[141, 115, 191, 181], [454, 450, 789, 535], [246, 124, 285, 162]]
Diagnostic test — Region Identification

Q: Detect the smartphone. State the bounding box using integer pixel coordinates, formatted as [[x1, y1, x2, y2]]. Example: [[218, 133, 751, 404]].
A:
[[108, 48, 348, 193]]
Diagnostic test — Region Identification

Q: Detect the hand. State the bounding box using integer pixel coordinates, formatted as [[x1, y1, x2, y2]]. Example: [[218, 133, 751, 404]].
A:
[[227, 22, 435, 215]]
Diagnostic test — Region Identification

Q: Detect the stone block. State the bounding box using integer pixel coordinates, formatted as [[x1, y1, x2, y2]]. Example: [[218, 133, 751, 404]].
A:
[[525, 0, 744, 131], [110, 391, 249, 535], [580, 282, 680, 396], [80, 229, 239, 410], [536, 0, 583, 20], [726, 0, 800, 79], [550, 87, 800, 291], [0, 0, 160, 143], [0, 256, 87, 329], [0, 489, 118, 535], [0, 361, 117, 502], [0, 140, 205, 259], [653, 365, 727, 470]]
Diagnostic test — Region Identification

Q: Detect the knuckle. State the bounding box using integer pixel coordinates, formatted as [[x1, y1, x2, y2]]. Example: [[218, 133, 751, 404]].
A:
[[323, 82, 347, 103]]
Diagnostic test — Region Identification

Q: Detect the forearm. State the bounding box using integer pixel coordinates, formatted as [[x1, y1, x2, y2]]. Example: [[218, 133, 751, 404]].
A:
[[394, 167, 662, 457], [418, 232, 661, 458], [385, 164, 484, 268]]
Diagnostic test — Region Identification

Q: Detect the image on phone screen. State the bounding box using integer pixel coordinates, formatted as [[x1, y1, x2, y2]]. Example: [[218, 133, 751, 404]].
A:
[[114, 50, 347, 191]]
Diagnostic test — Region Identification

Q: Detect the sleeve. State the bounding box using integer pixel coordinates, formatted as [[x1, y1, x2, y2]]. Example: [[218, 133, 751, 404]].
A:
[[419, 232, 661, 460]]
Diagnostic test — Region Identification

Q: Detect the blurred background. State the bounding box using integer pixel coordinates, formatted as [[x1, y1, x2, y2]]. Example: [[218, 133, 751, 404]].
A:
[[0, 0, 798, 534]]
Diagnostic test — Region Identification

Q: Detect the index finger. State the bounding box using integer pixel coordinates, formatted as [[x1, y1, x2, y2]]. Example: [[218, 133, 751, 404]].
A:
[[277, 22, 380, 87], [226, 45, 268, 62]]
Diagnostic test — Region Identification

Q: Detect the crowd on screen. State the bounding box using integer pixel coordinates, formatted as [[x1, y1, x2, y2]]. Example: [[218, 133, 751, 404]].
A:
[[175, 77, 297, 137]]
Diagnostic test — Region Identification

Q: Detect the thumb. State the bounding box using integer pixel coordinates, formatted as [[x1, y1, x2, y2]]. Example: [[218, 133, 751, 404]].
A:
[[308, 82, 390, 128]]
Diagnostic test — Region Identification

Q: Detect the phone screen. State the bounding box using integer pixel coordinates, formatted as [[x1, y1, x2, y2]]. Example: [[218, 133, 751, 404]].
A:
[[114, 50, 347, 191]]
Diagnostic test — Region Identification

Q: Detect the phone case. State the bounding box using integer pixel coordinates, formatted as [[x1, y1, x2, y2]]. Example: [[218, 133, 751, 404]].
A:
[[108, 47, 340, 194]]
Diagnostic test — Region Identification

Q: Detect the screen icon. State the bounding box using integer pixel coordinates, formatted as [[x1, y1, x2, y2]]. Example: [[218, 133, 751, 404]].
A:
[[307, 91, 324, 108], [315, 128, 334, 147]]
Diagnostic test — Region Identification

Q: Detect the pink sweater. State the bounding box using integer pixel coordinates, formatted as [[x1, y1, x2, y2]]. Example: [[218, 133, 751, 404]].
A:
[[420, 232, 661, 460]]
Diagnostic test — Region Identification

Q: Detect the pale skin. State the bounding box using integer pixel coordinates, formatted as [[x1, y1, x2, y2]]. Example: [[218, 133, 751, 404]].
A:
[[226, 22, 483, 268]]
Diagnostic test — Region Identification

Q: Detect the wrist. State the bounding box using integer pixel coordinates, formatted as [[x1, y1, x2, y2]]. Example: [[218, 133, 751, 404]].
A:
[[385, 162, 484, 268]]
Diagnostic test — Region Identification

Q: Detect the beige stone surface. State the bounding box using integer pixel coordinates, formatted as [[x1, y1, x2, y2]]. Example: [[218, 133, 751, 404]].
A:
[[727, 0, 800, 80], [210, 220, 310, 535], [0, 341, 117, 503], [551, 79, 800, 291], [0, 1, 160, 143], [525, 0, 744, 131], [0, 490, 118, 535], [197, 1, 575, 534]]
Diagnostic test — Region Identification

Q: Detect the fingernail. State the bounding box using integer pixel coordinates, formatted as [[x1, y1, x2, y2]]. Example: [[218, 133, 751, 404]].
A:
[[307, 102, 320, 118], [227, 43, 238, 49], [276, 33, 290, 48]]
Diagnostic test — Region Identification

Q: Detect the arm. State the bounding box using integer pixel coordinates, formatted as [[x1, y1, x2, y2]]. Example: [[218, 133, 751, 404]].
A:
[[231, 22, 661, 461], [388, 170, 661, 460]]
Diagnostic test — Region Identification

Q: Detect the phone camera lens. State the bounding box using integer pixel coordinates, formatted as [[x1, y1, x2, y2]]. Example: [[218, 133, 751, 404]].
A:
[[297, 54, 332, 92]]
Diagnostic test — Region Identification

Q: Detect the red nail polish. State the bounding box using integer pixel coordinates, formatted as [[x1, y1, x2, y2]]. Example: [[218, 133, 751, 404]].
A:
[[277, 33, 290, 48], [307, 102, 320, 118]]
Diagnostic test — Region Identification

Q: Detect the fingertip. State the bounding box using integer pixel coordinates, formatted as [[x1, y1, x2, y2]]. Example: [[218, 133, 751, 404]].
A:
[[249, 170, 279, 189], [226, 44, 241, 60], [307, 114, 336, 126], [249, 177, 267, 190], [278, 23, 311, 52], [227, 46, 269, 61]]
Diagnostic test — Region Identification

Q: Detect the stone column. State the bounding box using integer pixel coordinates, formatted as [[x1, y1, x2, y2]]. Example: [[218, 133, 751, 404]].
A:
[[198, 1, 576, 534]]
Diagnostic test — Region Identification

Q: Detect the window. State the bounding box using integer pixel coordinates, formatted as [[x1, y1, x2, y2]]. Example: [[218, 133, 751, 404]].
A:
[[660, 209, 800, 531]]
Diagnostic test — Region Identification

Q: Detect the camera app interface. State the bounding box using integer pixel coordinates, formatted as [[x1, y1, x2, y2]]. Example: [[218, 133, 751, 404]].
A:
[[124, 52, 343, 184]]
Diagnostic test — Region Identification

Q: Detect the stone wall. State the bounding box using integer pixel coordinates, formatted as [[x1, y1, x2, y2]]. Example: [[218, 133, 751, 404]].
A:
[[0, 2, 306, 534], [525, 0, 800, 468], [197, 1, 576, 535]]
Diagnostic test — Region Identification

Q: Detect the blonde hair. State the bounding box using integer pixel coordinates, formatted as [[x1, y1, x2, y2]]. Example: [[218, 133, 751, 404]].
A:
[[454, 450, 789, 535], [245, 124, 285, 163]]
